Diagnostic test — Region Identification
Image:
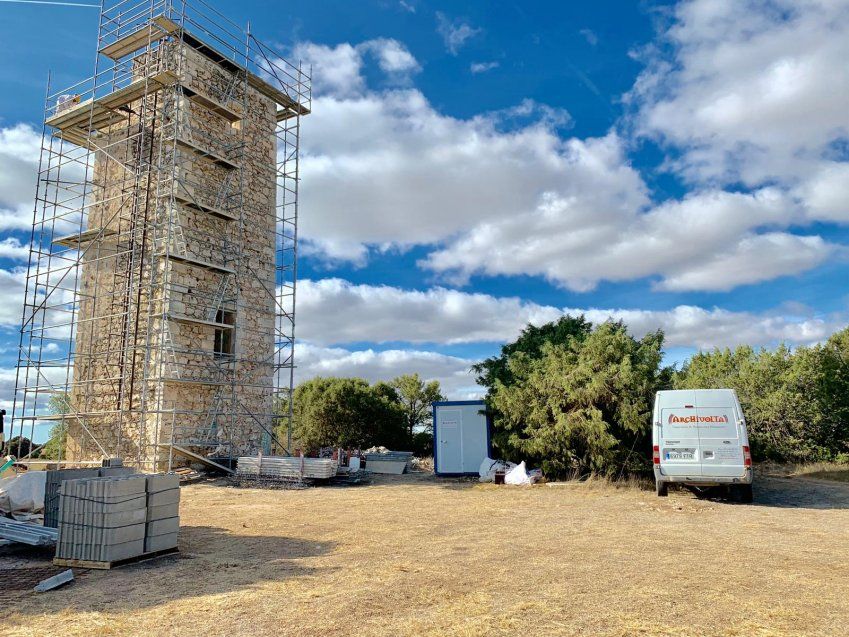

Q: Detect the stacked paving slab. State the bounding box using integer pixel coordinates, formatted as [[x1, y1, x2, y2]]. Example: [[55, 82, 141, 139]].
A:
[[45, 466, 137, 528], [145, 474, 180, 553], [55, 473, 180, 564]]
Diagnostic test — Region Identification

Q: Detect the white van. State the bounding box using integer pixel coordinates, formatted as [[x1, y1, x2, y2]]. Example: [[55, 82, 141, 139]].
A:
[[653, 389, 753, 502]]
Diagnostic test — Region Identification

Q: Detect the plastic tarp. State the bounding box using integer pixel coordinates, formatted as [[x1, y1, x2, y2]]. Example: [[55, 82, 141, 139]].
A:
[[0, 472, 46, 522]]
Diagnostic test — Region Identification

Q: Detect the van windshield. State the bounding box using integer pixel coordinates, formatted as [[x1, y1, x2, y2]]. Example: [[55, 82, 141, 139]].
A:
[[663, 407, 738, 440]]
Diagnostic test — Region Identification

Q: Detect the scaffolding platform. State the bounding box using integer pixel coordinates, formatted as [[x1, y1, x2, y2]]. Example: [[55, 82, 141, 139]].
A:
[[99, 15, 181, 60], [175, 136, 240, 170], [182, 85, 242, 122], [168, 313, 235, 329], [52, 227, 119, 248], [164, 252, 235, 273], [45, 71, 178, 132], [172, 192, 239, 221]]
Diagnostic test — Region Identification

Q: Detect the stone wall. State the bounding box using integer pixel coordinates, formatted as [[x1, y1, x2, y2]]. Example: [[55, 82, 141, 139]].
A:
[[66, 40, 279, 468]]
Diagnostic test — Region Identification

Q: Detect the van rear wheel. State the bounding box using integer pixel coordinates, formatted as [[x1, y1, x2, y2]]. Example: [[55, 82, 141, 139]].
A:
[[656, 480, 668, 497]]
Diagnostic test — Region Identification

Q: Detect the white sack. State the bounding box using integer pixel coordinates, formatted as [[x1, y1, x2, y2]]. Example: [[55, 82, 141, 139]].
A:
[[478, 456, 516, 482], [504, 461, 531, 485], [0, 472, 47, 522]]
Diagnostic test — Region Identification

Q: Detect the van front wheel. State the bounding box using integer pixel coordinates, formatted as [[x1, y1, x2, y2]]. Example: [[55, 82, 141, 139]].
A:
[[656, 480, 668, 497]]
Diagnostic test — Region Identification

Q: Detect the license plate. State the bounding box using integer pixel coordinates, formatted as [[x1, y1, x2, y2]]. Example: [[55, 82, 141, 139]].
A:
[[665, 449, 695, 461]]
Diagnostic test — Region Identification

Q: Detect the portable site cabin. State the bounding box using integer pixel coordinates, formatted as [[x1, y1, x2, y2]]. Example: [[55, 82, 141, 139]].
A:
[[432, 400, 491, 476]]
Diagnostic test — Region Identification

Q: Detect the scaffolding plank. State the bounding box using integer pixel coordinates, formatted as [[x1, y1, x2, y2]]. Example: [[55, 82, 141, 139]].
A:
[[46, 73, 178, 132], [183, 87, 242, 122], [53, 227, 118, 248], [99, 15, 180, 60], [166, 253, 235, 273], [158, 444, 234, 474], [168, 314, 235, 329], [175, 137, 240, 170], [172, 192, 238, 220]]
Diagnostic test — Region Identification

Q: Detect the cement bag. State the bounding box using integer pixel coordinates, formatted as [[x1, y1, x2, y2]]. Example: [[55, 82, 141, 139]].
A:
[[505, 461, 531, 486], [0, 471, 46, 522]]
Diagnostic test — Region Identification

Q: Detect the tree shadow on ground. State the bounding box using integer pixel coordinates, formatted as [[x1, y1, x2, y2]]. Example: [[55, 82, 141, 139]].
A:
[[1, 525, 335, 622], [681, 476, 849, 510]]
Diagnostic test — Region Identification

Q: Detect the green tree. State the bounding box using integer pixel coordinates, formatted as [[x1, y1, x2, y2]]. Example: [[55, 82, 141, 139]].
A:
[[38, 393, 71, 460], [490, 320, 666, 477], [674, 329, 849, 462], [282, 377, 407, 452], [473, 315, 593, 391], [390, 373, 444, 441]]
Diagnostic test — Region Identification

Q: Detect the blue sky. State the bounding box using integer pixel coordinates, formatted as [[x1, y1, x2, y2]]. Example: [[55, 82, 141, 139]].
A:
[[1, 0, 848, 410]]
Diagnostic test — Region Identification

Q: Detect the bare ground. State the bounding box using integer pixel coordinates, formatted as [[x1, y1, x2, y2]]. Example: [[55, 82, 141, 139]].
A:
[[3, 471, 849, 637]]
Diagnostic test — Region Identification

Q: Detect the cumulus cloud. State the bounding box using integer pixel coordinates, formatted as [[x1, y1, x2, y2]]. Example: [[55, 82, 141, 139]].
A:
[[296, 36, 837, 292], [436, 12, 481, 55], [0, 237, 29, 261], [293, 38, 420, 97], [0, 123, 41, 232], [295, 342, 481, 399], [297, 278, 846, 350], [630, 0, 849, 224]]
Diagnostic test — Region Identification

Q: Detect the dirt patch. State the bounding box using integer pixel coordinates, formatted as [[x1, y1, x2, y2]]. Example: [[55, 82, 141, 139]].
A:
[[2, 472, 848, 636]]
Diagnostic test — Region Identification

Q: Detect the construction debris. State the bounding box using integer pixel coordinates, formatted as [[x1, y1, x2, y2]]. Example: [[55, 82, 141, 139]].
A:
[[364, 451, 413, 474], [0, 471, 46, 522], [237, 456, 338, 480], [34, 569, 74, 593], [0, 519, 59, 547]]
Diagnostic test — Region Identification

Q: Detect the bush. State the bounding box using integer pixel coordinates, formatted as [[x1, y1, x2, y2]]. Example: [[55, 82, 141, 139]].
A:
[[487, 319, 667, 477], [411, 431, 433, 457], [281, 377, 408, 452], [675, 327, 849, 462]]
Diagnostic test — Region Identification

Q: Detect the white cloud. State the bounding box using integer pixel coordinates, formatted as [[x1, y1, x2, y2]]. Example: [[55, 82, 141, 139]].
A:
[[630, 0, 849, 224], [470, 61, 499, 74], [0, 268, 27, 327], [295, 342, 481, 399], [0, 123, 41, 231], [293, 38, 420, 98], [436, 12, 481, 55], [361, 38, 421, 78], [297, 37, 836, 292], [422, 166, 831, 291], [297, 278, 846, 350], [0, 237, 29, 261]]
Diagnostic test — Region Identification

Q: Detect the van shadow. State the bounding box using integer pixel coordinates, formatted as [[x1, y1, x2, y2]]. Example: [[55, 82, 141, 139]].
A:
[[4, 525, 335, 620]]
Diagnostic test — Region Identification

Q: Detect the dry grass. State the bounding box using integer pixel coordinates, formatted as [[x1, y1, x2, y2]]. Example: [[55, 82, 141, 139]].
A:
[[760, 461, 849, 483], [3, 470, 849, 637]]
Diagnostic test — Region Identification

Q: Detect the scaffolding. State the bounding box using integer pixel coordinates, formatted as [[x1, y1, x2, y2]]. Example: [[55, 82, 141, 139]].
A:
[[10, 0, 310, 472]]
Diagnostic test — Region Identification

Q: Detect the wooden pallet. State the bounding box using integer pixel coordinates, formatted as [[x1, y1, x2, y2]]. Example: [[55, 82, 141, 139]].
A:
[[53, 547, 178, 570]]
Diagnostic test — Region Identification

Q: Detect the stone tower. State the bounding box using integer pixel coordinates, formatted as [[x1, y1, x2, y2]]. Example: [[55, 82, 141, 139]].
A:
[[14, 2, 309, 470]]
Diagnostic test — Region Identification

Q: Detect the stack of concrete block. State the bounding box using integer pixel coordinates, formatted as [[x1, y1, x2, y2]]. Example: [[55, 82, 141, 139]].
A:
[[55, 473, 181, 565], [56, 475, 148, 563], [45, 466, 137, 528], [144, 474, 180, 553]]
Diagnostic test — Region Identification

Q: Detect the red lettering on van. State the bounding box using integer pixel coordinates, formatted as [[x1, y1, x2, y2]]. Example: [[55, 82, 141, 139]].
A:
[[668, 414, 729, 424]]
